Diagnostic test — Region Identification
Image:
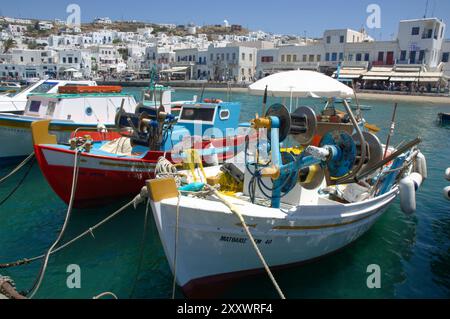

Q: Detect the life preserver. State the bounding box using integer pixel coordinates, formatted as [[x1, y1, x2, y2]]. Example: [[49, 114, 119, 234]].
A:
[[204, 98, 223, 104]]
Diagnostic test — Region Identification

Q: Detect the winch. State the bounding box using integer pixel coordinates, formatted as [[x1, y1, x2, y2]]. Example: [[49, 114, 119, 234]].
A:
[[245, 103, 383, 209]]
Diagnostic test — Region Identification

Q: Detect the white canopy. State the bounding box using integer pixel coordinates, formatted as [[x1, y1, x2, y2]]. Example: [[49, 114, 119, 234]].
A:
[[63, 68, 79, 73], [249, 70, 354, 98]]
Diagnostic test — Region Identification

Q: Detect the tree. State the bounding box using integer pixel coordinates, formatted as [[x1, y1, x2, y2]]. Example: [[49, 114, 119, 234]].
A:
[[3, 39, 17, 53]]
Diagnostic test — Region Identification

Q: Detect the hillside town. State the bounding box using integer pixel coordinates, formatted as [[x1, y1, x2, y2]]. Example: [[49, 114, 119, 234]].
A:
[[0, 15, 449, 93]]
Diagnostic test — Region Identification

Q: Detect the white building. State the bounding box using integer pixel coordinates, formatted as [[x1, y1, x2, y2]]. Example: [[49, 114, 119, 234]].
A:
[[207, 45, 257, 82], [38, 21, 54, 31], [58, 49, 93, 77], [94, 17, 112, 25]]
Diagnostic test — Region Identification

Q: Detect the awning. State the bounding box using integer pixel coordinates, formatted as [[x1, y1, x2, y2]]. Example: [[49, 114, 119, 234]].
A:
[[160, 67, 189, 73], [418, 77, 442, 83], [363, 76, 390, 80], [337, 74, 362, 79], [390, 77, 418, 82]]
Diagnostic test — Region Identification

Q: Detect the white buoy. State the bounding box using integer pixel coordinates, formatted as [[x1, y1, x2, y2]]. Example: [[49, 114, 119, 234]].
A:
[[445, 168, 450, 182], [399, 173, 423, 215], [414, 152, 428, 180], [444, 186, 450, 201]]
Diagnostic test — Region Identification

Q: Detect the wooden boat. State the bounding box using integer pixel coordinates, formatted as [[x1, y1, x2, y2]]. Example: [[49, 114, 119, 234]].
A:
[[0, 88, 136, 164], [147, 71, 427, 298], [32, 100, 251, 208]]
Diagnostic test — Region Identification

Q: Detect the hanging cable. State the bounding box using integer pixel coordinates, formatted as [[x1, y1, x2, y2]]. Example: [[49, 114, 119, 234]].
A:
[[0, 157, 35, 207], [0, 153, 35, 185], [26, 149, 82, 299]]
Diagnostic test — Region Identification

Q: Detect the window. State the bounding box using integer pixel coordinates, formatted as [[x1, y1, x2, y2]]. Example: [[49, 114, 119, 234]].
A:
[[316, 54, 321, 62], [356, 53, 362, 61], [28, 100, 41, 113], [261, 56, 274, 63], [46, 101, 56, 117], [412, 27, 420, 35], [326, 36, 331, 44], [400, 50, 407, 61], [242, 53, 245, 60], [68, 57, 73, 63], [302, 55, 307, 62], [85, 106, 93, 116], [180, 107, 215, 122], [340, 35, 344, 43], [232, 53, 236, 60], [309, 54, 314, 62], [226, 53, 229, 61], [249, 54, 253, 61], [219, 109, 230, 120], [221, 53, 225, 61], [286, 55, 291, 62], [331, 52, 337, 61], [419, 50, 425, 63], [31, 58, 34, 62], [378, 51, 384, 62], [409, 51, 416, 63], [281, 55, 285, 62], [325, 53, 330, 61], [442, 52, 449, 63], [20, 56, 23, 62], [364, 53, 370, 61], [293, 55, 297, 62], [339, 53, 344, 61]]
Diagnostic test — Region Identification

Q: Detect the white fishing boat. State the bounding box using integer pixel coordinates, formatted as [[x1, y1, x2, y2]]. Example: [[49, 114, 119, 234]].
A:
[[0, 79, 97, 114], [0, 85, 136, 164], [0, 81, 22, 93], [146, 71, 427, 298]]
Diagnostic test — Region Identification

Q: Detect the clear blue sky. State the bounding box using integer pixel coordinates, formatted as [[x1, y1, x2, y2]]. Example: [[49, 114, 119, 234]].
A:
[[1, 0, 450, 39]]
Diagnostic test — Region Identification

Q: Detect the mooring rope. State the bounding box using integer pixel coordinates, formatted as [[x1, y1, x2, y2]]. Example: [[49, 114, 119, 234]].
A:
[[0, 157, 35, 207], [205, 185, 286, 299], [0, 153, 35, 185], [26, 149, 82, 299], [93, 292, 118, 300], [0, 198, 138, 270], [130, 199, 151, 297]]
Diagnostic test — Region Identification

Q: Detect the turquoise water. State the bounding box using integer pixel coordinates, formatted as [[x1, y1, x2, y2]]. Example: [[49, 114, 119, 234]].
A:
[[0, 88, 449, 299]]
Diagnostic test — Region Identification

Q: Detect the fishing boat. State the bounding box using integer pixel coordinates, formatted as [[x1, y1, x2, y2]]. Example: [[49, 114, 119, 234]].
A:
[[0, 85, 136, 164], [0, 81, 22, 93], [0, 79, 97, 114], [146, 71, 427, 298], [31, 100, 250, 208]]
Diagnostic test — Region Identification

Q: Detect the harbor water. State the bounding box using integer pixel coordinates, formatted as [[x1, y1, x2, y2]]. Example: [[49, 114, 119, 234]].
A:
[[0, 88, 449, 299]]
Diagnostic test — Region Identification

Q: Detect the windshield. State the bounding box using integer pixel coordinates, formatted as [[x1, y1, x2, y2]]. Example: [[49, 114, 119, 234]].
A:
[[30, 82, 58, 94]]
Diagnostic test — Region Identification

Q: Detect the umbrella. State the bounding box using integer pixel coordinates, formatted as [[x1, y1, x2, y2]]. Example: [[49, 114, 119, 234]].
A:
[[249, 70, 354, 98], [63, 68, 79, 73]]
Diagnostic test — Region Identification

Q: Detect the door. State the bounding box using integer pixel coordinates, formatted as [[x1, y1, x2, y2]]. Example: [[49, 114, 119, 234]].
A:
[[386, 52, 394, 65]]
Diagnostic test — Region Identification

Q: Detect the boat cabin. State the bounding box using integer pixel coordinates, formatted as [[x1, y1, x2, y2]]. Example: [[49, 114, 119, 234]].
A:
[[172, 101, 241, 139], [141, 85, 173, 114], [24, 91, 136, 124]]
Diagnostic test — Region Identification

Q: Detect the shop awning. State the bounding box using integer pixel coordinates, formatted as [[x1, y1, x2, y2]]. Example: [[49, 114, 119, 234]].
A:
[[362, 76, 390, 80], [390, 77, 418, 82], [160, 67, 189, 73]]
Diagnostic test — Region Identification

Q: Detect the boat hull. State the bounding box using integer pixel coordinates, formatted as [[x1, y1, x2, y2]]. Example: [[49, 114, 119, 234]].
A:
[[0, 116, 112, 163], [34, 137, 244, 208], [151, 189, 398, 298], [34, 144, 159, 208]]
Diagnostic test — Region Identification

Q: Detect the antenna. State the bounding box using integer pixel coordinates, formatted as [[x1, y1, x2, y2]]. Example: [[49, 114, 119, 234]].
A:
[[431, 0, 436, 17], [424, 0, 429, 18]]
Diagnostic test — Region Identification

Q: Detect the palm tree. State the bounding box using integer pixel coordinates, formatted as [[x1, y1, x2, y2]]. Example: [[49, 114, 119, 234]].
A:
[[3, 39, 17, 53]]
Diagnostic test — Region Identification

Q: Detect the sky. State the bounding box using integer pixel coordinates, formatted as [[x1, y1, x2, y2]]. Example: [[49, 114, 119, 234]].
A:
[[1, 0, 450, 40]]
